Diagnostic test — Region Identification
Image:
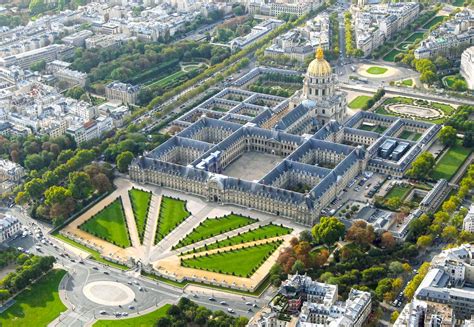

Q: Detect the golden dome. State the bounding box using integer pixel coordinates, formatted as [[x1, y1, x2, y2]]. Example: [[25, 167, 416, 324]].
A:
[[307, 47, 332, 77]]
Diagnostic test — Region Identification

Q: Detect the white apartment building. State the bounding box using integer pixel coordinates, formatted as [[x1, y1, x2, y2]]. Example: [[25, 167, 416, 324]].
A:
[[66, 115, 114, 144], [460, 46, 474, 90], [463, 204, 474, 233], [248, 0, 323, 17], [396, 244, 474, 326], [0, 159, 25, 183], [0, 44, 73, 70], [415, 9, 474, 59], [230, 19, 284, 50], [0, 215, 21, 243], [53, 68, 87, 87], [354, 2, 420, 57]]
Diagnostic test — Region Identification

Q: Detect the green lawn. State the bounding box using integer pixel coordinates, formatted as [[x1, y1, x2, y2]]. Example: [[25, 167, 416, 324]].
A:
[[348, 95, 372, 109], [366, 66, 388, 75], [405, 32, 425, 43], [129, 188, 152, 243], [148, 70, 189, 89], [79, 198, 131, 248], [0, 269, 67, 327], [432, 140, 472, 180], [431, 102, 454, 115], [444, 75, 456, 88], [401, 79, 413, 87], [453, 0, 465, 6], [422, 16, 444, 29], [383, 49, 402, 62], [182, 241, 282, 277], [176, 214, 257, 248], [155, 196, 191, 244], [190, 224, 292, 253], [94, 304, 171, 327], [386, 185, 412, 200], [358, 124, 386, 133]]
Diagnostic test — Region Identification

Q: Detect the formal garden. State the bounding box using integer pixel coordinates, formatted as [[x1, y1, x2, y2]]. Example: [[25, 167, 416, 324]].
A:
[[174, 214, 257, 249], [155, 196, 191, 244], [129, 188, 152, 243], [246, 72, 303, 97], [375, 97, 455, 124], [432, 140, 472, 180], [386, 185, 412, 201], [398, 129, 422, 141], [422, 16, 445, 29], [181, 241, 283, 277], [79, 198, 131, 248], [187, 223, 292, 254]]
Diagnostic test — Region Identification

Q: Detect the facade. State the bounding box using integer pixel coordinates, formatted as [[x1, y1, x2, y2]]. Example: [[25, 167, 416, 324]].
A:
[[396, 244, 474, 326], [0, 215, 21, 243], [0, 159, 25, 183], [248, 0, 323, 17], [415, 9, 474, 59], [130, 50, 439, 226], [463, 204, 474, 233], [460, 46, 474, 90], [0, 44, 73, 70], [53, 68, 87, 87], [105, 81, 140, 105]]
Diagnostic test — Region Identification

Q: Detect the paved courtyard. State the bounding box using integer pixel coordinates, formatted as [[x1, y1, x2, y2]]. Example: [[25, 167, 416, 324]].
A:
[[223, 152, 283, 181]]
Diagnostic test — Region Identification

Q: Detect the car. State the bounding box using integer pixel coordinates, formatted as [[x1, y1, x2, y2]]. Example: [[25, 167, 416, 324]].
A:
[[138, 286, 143, 291], [127, 281, 133, 285], [245, 302, 252, 306], [103, 271, 109, 275], [79, 260, 84, 264], [133, 280, 139, 285], [17, 247, 24, 252], [99, 310, 107, 315], [122, 312, 128, 317], [115, 312, 121, 317], [128, 305, 135, 310], [70, 259, 75, 263], [92, 266, 99, 270], [220, 301, 227, 305], [247, 308, 253, 312], [253, 303, 258, 308], [227, 308, 234, 313], [209, 297, 216, 301]]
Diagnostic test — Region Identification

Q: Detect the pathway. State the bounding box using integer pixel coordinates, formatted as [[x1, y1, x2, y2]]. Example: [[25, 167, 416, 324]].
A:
[[142, 193, 162, 264], [120, 188, 141, 249], [450, 152, 474, 185]]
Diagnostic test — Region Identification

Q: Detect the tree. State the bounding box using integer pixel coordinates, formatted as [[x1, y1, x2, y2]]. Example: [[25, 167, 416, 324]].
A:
[[116, 151, 134, 173], [416, 234, 433, 248], [391, 311, 400, 323], [406, 152, 435, 180], [381, 231, 396, 249], [441, 225, 457, 241], [438, 126, 457, 147], [91, 173, 113, 193], [0, 289, 9, 305], [29, 0, 46, 15], [30, 60, 46, 72], [311, 216, 345, 245], [389, 261, 404, 275], [420, 70, 437, 84], [44, 186, 72, 206], [291, 260, 305, 274], [299, 230, 313, 243], [68, 172, 93, 200], [24, 178, 46, 200], [345, 220, 375, 245]]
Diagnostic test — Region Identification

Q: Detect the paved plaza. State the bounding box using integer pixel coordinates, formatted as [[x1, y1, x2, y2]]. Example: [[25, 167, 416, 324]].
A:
[[223, 152, 283, 180]]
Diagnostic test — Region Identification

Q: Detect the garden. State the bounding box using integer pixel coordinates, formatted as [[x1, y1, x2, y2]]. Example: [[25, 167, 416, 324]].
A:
[[182, 241, 282, 277], [432, 140, 472, 180], [386, 185, 412, 201], [94, 304, 171, 327], [375, 97, 455, 124], [174, 214, 257, 249], [79, 198, 131, 248], [398, 130, 422, 141], [129, 188, 152, 243], [155, 196, 191, 244], [422, 16, 445, 29], [383, 49, 402, 62], [188, 223, 292, 253]]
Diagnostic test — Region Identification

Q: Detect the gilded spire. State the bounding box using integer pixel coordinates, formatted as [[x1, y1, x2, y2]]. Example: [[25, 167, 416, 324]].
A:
[[316, 47, 324, 60]]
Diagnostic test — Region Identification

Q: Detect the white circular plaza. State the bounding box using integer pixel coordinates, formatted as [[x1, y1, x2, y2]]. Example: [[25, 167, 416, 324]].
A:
[[83, 281, 135, 306]]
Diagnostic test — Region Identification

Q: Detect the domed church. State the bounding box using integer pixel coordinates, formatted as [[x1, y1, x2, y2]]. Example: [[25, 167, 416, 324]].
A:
[[289, 47, 347, 125]]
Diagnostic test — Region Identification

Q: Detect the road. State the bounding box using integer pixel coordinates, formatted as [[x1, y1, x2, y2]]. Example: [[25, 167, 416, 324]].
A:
[[5, 207, 272, 326]]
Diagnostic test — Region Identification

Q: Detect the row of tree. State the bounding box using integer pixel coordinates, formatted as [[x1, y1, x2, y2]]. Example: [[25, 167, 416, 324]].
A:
[[0, 254, 55, 303]]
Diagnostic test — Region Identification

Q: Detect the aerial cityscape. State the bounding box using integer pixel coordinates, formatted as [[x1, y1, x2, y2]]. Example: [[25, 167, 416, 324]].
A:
[[0, 0, 472, 326]]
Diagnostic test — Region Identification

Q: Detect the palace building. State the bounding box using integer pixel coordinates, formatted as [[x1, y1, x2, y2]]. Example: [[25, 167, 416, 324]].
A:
[[130, 49, 439, 226]]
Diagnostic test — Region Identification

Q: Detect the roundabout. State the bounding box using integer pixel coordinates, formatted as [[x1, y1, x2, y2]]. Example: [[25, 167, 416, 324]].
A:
[[83, 281, 135, 306]]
